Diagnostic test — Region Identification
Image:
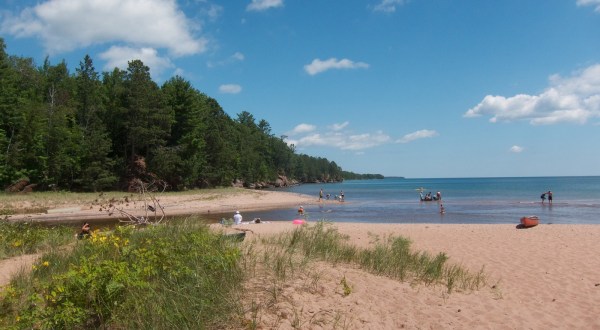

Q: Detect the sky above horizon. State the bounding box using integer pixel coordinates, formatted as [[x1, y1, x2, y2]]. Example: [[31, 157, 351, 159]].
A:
[[1, 0, 600, 178]]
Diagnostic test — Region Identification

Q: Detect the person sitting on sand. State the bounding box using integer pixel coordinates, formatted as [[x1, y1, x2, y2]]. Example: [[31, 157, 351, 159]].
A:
[[77, 222, 91, 239], [233, 211, 243, 225]]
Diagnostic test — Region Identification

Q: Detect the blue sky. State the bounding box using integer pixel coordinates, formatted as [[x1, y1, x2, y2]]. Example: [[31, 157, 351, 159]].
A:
[[1, 0, 600, 178]]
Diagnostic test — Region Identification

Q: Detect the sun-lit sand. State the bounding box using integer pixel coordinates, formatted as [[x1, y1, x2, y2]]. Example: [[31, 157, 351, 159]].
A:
[[221, 221, 600, 329], [3, 190, 600, 328]]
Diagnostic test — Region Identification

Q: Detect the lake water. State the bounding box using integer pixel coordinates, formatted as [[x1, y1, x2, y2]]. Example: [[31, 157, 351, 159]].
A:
[[237, 177, 600, 225]]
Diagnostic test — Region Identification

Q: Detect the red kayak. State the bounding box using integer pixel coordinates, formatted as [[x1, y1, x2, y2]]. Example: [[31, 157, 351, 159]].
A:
[[520, 216, 539, 228]]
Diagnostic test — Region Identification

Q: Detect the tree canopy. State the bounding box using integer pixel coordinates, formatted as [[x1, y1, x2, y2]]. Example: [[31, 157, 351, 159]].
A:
[[0, 38, 381, 191]]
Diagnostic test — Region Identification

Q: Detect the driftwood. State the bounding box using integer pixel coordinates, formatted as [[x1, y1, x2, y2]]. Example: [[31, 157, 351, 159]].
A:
[[100, 179, 167, 226]]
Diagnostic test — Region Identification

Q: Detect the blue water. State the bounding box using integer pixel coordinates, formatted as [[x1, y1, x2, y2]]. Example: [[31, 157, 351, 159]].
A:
[[239, 177, 600, 224]]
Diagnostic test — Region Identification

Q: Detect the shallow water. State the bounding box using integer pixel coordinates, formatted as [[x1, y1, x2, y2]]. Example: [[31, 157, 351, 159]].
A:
[[237, 177, 600, 225]]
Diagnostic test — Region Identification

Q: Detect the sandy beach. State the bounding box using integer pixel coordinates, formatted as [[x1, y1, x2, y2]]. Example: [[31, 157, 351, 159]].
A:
[[2, 190, 600, 329], [4, 188, 317, 224], [229, 222, 600, 329]]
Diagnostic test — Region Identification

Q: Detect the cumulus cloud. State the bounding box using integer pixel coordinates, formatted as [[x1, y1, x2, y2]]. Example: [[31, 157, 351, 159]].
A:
[[304, 58, 369, 76], [288, 123, 317, 135], [577, 0, 600, 12], [373, 0, 408, 13], [396, 129, 439, 143], [328, 121, 349, 131], [0, 0, 207, 56], [285, 122, 390, 151], [465, 64, 600, 125], [247, 0, 283, 11], [219, 84, 242, 94], [510, 145, 524, 153], [99, 46, 174, 75], [292, 131, 390, 151]]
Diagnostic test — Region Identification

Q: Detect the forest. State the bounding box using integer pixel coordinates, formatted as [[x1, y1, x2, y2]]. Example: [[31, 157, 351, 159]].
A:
[[0, 38, 381, 192]]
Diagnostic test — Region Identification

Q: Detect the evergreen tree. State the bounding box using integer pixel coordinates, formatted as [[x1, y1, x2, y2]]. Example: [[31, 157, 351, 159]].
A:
[[74, 55, 116, 191]]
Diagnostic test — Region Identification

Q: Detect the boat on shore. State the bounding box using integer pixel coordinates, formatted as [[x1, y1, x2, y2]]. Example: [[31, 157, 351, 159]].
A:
[[520, 216, 539, 228]]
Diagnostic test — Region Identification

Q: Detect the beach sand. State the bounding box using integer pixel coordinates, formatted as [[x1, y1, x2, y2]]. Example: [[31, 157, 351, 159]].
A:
[[2, 190, 600, 328], [4, 188, 316, 224], [224, 222, 600, 329]]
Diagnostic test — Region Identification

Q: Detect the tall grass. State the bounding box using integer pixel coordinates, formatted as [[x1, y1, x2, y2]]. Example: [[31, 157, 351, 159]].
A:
[[0, 220, 245, 329], [0, 221, 74, 259], [259, 222, 485, 293]]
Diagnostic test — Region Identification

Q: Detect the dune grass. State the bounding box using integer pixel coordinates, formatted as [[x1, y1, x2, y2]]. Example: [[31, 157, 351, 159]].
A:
[[0, 221, 74, 260], [256, 221, 485, 293], [1, 220, 486, 329], [239, 222, 486, 329]]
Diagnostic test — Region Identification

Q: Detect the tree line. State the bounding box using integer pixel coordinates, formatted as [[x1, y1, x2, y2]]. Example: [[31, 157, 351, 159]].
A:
[[0, 39, 380, 192]]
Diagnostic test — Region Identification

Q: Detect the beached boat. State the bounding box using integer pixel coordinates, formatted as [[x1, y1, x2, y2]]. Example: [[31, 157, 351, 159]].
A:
[[520, 216, 539, 228]]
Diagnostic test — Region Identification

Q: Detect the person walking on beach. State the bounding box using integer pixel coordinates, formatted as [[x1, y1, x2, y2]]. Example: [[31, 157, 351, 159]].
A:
[[540, 192, 546, 204], [547, 191, 553, 204], [233, 211, 243, 225]]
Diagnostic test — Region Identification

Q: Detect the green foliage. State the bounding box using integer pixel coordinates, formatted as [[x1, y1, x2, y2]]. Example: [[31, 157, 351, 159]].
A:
[[341, 171, 385, 180], [0, 38, 378, 191], [264, 222, 486, 293], [0, 221, 73, 259], [0, 222, 244, 329]]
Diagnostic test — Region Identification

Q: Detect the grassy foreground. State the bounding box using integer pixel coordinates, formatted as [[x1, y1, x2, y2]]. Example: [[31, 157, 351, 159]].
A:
[[0, 222, 74, 260], [0, 221, 486, 329], [0, 221, 244, 329]]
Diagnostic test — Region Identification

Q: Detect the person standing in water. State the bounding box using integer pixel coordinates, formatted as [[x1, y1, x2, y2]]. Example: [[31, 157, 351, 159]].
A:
[[319, 188, 323, 202], [547, 191, 553, 204], [540, 192, 546, 204]]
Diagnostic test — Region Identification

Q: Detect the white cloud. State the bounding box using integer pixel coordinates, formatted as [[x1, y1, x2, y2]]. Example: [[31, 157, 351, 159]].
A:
[[577, 0, 600, 12], [207, 52, 245, 68], [288, 123, 317, 135], [465, 64, 600, 125], [285, 122, 390, 151], [247, 0, 283, 11], [373, 0, 408, 13], [219, 84, 242, 94], [396, 129, 439, 143], [328, 121, 349, 131], [304, 58, 369, 76], [1, 0, 207, 56], [99, 46, 174, 76], [292, 131, 390, 151], [510, 145, 524, 153]]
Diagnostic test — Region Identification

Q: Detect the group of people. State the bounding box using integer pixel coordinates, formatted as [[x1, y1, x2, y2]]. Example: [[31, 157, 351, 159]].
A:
[[540, 191, 553, 204], [319, 188, 344, 202], [419, 191, 442, 201]]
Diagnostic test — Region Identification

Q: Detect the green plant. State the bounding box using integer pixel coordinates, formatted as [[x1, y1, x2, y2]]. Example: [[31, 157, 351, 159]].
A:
[[0, 221, 74, 260], [340, 276, 352, 296], [0, 220, 245, 329]]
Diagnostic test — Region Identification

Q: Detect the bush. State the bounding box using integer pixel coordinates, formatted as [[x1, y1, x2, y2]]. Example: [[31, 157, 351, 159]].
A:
[[0, 221, 245, 329]]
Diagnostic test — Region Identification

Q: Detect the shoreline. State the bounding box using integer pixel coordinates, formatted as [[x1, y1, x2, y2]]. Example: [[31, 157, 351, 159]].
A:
[[1, 189, 599, 328], [3, 188, 317, 224]]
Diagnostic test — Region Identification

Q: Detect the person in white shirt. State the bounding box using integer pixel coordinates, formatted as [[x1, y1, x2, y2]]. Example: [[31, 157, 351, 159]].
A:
[[233, 210, 243, 225]]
